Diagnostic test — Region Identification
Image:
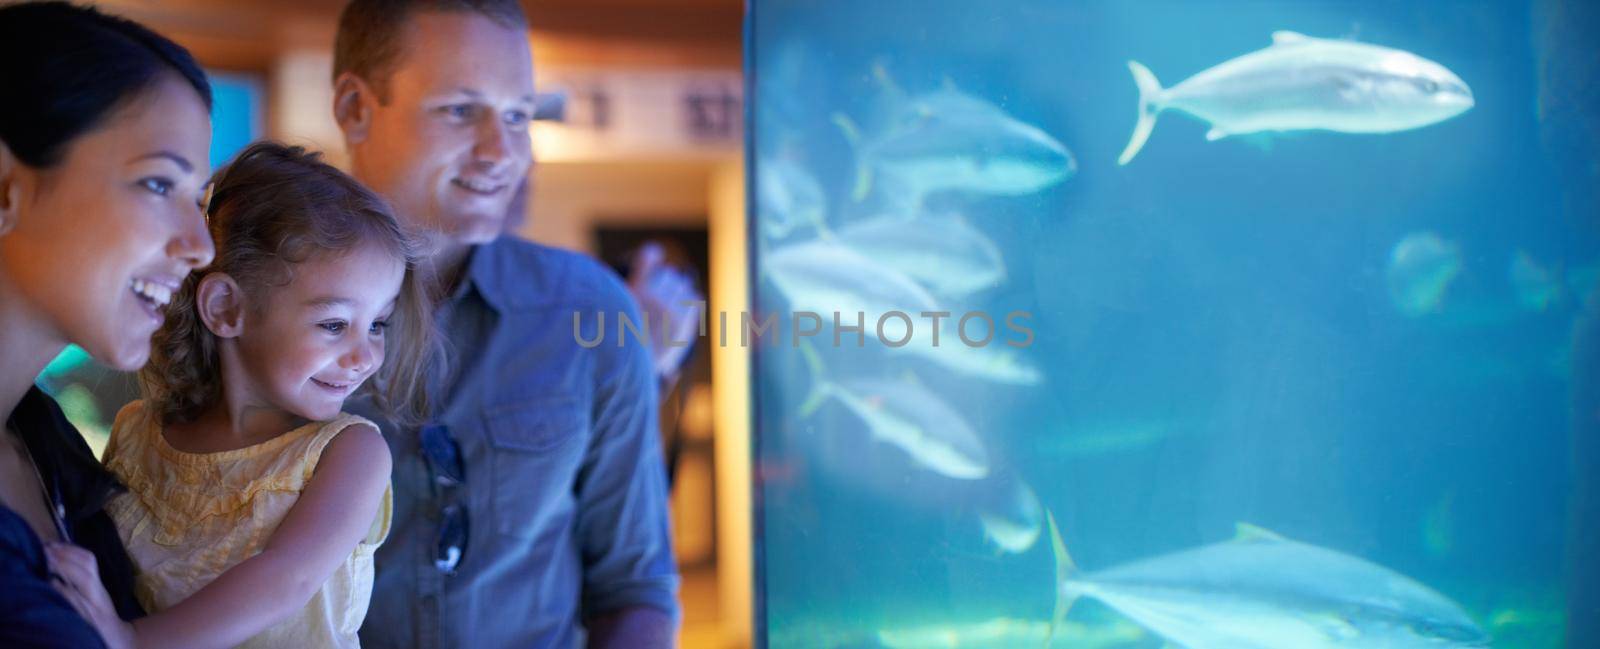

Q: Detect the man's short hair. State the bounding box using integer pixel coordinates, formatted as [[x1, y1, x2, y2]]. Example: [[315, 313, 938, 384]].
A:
[[333, 0, 527, 100]]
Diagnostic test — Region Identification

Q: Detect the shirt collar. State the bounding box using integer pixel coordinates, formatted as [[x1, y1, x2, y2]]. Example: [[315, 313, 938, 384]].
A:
[[452, 236, 565, 314], [452, 242, 506, 314], [6, 387, 122, 526]]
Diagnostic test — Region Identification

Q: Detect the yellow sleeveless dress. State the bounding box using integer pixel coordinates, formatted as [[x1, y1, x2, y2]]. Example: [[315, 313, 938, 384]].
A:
[[103, 401, 392, 649]]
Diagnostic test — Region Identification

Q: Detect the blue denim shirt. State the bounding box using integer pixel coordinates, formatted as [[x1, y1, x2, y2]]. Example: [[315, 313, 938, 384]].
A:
[[355, 236, 678, 648]]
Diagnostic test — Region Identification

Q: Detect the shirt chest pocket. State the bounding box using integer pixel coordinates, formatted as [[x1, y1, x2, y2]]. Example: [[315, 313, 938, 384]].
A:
[[483, 398, 589, 539]]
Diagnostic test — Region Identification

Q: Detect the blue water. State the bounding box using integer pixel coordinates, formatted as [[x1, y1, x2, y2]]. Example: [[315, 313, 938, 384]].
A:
[[750, 1, 1594, 647]]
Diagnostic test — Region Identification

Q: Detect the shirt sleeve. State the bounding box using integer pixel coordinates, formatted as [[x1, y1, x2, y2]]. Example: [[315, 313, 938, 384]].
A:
[[572, 290, 681, 621]]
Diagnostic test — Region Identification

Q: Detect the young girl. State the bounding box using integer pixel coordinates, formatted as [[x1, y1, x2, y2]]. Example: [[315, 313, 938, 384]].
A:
[[48, 141, 434, 649]]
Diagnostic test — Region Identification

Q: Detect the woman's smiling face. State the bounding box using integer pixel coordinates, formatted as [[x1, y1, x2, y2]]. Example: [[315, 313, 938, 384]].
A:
[[0, 73, 215, 371]]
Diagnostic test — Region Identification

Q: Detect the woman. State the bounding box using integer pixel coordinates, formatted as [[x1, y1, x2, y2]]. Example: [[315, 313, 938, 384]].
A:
[[0, 3, 215, 646]]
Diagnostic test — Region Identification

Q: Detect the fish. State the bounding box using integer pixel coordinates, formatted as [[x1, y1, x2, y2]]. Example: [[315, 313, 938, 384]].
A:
[[1508, 249, 1562, 312], [1037, 418, 1177, 457], [795, 342, 989, 480], [875, 616, 1146, 649], [801, 381, 988, 482], [765, 237, 942, 344], [977, 478, 1044, 554], [1119, 31, 1474, 165], [894, 340, 1044, 386], [836, 85, 1075, 202], [756, 157, 827, 240], [833, 210, 1007, 299], [767, 237, 1039, 385], [1386, 231, 1463, 317], [1049, 522, 1491, 648]]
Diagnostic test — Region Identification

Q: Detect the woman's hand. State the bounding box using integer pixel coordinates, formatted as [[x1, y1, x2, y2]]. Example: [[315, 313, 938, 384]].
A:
[[45, 542, 136, 649]]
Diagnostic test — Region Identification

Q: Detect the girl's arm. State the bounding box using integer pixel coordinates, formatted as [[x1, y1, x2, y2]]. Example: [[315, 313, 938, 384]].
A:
[[57, 424, 391, 649], [136, 423, 391, 649]]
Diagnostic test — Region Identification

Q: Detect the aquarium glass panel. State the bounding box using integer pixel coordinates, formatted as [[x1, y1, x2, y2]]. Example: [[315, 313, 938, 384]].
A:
[[749, 2, 1596, 648]]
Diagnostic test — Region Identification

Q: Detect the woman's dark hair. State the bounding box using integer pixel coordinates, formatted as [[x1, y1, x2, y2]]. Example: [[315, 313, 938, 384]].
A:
[[0, 1, 212, 168], [143, 142, 437, 426]]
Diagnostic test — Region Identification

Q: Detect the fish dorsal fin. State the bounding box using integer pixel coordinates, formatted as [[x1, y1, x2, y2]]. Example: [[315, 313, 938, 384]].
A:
[[1233, 522, 1288, 542], [831, 113, 874, 202], [872, 60, 907, 98], [831, 113, 861, 148], [795, 339, 834, 418], [1271, 30, 1313, 45], [928, 209, 974, 232]]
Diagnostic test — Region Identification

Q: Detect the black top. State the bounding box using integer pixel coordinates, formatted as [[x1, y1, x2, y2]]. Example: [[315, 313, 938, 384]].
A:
[[1, 386, 143, 648]]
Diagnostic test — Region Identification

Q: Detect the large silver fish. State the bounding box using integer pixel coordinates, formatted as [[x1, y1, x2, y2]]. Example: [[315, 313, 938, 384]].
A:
[[834, 211, 1007, 300], [837, 87, 1075, 201], [767, 238, 1041, 385], [797, 341, 990, 481], [1119, 31, 1474, 165], [1048, 521, 1491, 648], [765, 238, 942, 344], [805, 375, 990, 480], [892, 338, 1043, 387]]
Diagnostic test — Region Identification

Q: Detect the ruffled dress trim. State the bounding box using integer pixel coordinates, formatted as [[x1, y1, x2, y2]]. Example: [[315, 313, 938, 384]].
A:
[[104, 402, 373, 546]]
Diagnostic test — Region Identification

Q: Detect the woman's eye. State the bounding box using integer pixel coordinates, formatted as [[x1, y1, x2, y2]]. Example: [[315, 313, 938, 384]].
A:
[[369, 320, 390, 335], [139, 177, 175, 196], [319, 322, 347, 334]]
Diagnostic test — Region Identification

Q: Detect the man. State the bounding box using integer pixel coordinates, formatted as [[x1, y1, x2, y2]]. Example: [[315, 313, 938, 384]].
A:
[[330, 1, 679, 646]]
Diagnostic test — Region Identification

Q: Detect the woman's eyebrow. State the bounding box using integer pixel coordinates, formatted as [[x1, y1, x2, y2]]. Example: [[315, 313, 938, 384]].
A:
[[126, 151, 194, 173]]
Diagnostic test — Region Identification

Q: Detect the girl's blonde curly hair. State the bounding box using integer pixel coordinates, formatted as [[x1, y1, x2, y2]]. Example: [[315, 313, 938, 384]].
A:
[[142, 141, 437, 426]]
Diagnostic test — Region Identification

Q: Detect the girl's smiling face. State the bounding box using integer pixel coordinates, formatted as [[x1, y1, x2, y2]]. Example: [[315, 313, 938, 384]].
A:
[[230, 241, 406, 423]]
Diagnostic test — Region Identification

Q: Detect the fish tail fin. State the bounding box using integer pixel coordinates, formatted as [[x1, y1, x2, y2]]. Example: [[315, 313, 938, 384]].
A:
[[832, 112, 861, 150], [871, 60, 907, 102], [852, 168, 872, 203], [1118, 60, 1163, 166], [832, 113, 872, 201], [813, 219, 837, 242], [1044, 509, 1080, 648], [796, 339, 830, 417], [811, 217, 839, 243], [802, 206, 832, 240]]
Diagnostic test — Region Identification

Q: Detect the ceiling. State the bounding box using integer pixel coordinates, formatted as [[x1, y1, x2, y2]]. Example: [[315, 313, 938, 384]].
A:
[[90, 0, 744, 71]]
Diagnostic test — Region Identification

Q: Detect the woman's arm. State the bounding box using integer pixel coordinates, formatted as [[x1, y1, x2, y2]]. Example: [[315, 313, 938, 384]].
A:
[[53, 424, 391, 649]]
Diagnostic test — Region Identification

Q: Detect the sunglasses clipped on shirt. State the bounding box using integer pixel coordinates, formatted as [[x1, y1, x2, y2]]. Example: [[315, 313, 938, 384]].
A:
[[420, 423, 469, 575]]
